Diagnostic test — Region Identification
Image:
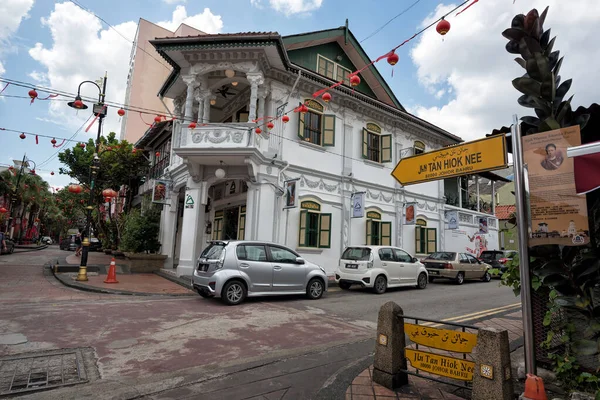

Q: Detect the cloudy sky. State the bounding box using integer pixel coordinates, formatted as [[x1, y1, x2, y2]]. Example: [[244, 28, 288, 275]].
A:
[[1, 0, 599, 190]]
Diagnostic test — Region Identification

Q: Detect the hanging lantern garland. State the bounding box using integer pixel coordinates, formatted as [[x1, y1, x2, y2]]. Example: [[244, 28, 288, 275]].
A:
[[28, 89, 38, 104], [436, 17, 451, 36]]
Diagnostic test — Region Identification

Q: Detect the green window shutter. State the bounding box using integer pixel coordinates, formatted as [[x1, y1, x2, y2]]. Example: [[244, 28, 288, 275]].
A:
[[238, 214, 246, 240], [415, 226, 422, 254], [299, 210, 307, 247], [381, 222, 392, 246], [381, 134, 392, 163], [322, 114, 335, 147], [366, 220, 372, 245], [318, 213, 331, 248], [426, 228, 437, 253], [213, 218, 223, 240], [298, 111, 305, 140], [362, 128, 369, 159]]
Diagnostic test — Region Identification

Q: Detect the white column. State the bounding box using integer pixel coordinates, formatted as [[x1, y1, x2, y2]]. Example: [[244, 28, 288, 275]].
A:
[[246, 73, 264, 122], [201, 90, 213, 123], [458, 177, 463, 208], [182, 75, 197, 122], [257, 88, 267, 123], [194, 90, 204, 124], [161, 192, 179, 269], [244, 182, 276, 241], [176, 177, 207, 277], [491, 181, 496, 215], [476, 176, 480, 212]]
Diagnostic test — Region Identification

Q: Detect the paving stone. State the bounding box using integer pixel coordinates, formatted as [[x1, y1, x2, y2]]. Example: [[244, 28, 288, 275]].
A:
[[0, 333, 27, 345]]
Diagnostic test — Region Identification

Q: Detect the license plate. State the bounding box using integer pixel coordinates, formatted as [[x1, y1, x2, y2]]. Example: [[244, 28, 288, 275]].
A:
[[430, 270, 439, 275], [346, 264, 358, 269]]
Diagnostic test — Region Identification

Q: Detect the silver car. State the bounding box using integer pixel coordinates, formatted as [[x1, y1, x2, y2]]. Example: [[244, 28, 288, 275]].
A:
[[192, 241, 328, 305]]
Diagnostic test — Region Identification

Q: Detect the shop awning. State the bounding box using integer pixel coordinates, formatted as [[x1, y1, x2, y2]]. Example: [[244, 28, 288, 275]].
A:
[[567, 141, 600, 194]]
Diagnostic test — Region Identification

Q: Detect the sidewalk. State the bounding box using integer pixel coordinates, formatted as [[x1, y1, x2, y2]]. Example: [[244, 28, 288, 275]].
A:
[[54, 252, 195, 296], [345, 310, 524, 400]]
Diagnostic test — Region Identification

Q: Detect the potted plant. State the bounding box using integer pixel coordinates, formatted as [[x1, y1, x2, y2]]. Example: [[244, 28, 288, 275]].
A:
[[119, 208, 165, 273]]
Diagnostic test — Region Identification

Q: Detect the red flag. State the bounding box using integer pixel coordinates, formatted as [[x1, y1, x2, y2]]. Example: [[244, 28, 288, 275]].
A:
[[574, 147, 600, 194]]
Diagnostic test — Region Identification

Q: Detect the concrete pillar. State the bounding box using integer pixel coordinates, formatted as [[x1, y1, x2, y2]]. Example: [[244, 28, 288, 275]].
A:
[[491, 181, 496, 215], [161, 192, 179, 269], [201, 90, 213, 123], [257, 88, 266, 123], [182, 75, 197, 122], [176, 177, 207, 277], [246, 73, 264, 122], [476, 176, 480, 212], [244, 182, 276, 241], [372, 301, 409, 389], [195, 94, 204, 124], [472, 327, 514, 400]]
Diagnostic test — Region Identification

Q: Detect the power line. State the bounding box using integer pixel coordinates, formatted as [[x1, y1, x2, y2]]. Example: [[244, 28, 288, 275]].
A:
[[68, 0, 171, 71], [37, 115, 92, 168], [359, 0, 424, 43]]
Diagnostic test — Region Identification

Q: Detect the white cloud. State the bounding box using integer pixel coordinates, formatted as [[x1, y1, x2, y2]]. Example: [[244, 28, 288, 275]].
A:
[[409, 1, 600, 142], [29, 2, 137, 137], [157, 5, 223, 33], [0, 61, 5, 76], [162, 0, 186, 3], [29, 70, 48, 83], [0, 0, 34, 75], [251, 0, 323, 16]]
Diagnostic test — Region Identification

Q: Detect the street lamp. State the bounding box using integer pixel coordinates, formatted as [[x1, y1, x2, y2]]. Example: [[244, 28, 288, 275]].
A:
[[68, 72, 108, 282]]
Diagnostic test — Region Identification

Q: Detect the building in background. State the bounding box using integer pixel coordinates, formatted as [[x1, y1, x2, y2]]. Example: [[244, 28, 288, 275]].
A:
[[120, 19, 204, 144]]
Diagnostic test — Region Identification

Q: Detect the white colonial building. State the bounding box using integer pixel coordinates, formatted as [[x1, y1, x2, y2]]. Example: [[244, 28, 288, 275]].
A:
[[134, 26, 502, 277]]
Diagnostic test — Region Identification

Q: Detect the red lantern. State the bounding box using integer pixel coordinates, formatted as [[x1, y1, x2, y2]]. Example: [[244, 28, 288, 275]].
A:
[[107, 146, 112, 151], [51, 138, 57, 145], [28, 89, 38, 100], [68, 184, 82, 194], [30, 169, 36, 175], [267, 122, 274, 130], [282, 115, 290, 123], [387, 52, 399, 66], [436, 18, 450, 35], [102, 188, 117, 199], [79, 143, 85, 148], [0, 207, 7, 213], [132, 148, 137, 154], [8, 166, 13, 171], [80, 200, 85, 204], [51, 171, 55, 175], [104, 197, 111, 203], [154, 115, 161, 123], [73, 99, 85, 109], [322, 92, 332, 103], [350, 75, 361, 87], [117, 108, 125, 117], [19, 133, 26, 139], [255, 128, 262, 134], [155, 152, 160, 157], [188, 122, 197, 129], [299, 104, 308, 114]]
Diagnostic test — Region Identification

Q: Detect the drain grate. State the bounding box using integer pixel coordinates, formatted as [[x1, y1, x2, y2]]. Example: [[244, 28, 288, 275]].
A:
[[0, 349, 88, 396]]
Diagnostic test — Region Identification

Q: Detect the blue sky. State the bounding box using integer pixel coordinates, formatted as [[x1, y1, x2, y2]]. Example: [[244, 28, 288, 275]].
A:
[[1, 0, 599, 190]]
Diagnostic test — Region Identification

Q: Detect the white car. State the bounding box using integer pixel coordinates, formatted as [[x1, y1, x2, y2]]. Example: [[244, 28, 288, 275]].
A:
[[335, 246, 429, 294]]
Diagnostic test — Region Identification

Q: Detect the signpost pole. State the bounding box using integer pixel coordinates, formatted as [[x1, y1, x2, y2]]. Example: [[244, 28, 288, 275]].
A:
[[511, 114, 536, 375]]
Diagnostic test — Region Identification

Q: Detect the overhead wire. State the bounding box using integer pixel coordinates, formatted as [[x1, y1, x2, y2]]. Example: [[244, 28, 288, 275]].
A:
[[359, 0, 424, 43]]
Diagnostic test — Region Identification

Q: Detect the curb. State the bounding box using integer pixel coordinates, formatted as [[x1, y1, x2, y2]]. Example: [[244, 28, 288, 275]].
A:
[[154, 270, 194, 290], [14, 244, 48, 252], [49, 265, 196, 297]]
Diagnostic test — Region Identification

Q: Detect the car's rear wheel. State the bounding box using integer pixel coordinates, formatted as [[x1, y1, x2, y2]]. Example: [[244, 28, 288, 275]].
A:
[[417, 273, 428, 289], [482, 271, 492, 282], [221, 280, 247, 306], [306, 278, 324, 300], [338, 281, 352, 290], [456, 272, 465, 285], [373, 275, 387, 294]]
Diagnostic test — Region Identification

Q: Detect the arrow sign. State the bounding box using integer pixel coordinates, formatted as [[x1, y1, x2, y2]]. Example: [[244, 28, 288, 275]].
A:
[[391, 135, 507, 186]]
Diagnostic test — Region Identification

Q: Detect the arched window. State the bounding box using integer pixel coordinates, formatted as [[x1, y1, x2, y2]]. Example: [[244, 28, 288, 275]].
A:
[[298, 199, 331, 248], [414, 140, 426, 155], [298, 100, 335, 147], [415, 217, 437, 255], [362, 123, 392, 163], [365, 208, 391, 246]]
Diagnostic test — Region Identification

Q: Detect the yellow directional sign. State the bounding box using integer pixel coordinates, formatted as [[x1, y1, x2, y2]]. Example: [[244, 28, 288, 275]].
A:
[[404, 323, 478, 353], [405, 349, 475, 381], [391, 135, 507, 186]]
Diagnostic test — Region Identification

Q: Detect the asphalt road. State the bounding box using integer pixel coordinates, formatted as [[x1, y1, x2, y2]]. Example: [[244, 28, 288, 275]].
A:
[[0, 247, 522, 400]]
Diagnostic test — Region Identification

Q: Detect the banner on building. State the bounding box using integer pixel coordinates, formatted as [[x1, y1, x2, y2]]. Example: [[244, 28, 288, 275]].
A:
[[404, 203, 417, 225], [283, 179, 298, 209], [351, 192, 365, 218], [522, 125, 589, 246], [152, 179, 173, 205], [446, 210, 459, 230]]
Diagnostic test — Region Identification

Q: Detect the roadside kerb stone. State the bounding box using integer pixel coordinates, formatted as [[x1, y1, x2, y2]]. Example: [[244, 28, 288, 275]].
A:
[[472, 327, 514, 400]]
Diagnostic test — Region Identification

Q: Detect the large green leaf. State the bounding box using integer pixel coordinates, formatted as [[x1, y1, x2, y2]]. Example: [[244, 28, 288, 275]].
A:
[[506, 41, 520, 55], [556, 95, 573, 123], [544, 37, 556, 56], [513, 77, 542, 97], [552, 55, 563, 76], [512, 14, 526, 29], [526, 53, 550, 81], [539, 6, 549, 29], [514, 57, 526, 69], [574, 339, 599, 356], [521, 116, 541, 126], [555, 79, 572, 104]]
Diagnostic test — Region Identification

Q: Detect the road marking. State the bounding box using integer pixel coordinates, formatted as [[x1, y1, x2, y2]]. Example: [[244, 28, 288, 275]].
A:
[[419, 303, 521, 327]]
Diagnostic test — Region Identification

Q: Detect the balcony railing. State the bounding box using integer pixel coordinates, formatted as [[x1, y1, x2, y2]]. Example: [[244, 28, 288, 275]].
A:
[[148, 156, 170, 180]]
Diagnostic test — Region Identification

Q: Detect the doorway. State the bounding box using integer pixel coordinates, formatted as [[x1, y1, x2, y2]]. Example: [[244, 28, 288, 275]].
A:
[[212, 205, 246, 240], [223, 206, 240, 240]]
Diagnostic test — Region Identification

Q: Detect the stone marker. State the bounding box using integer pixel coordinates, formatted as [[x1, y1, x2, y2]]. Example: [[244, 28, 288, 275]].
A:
[[472, 327, 514, 400], [373, 301, 408, 389]]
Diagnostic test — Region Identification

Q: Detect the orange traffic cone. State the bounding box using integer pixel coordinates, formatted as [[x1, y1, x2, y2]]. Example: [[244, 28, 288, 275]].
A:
[[523, 374, 547, 400], [104, 258, 119, 284]]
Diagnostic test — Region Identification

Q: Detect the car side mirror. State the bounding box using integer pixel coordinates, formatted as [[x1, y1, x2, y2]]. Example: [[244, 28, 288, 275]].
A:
[[412, 257, 418, 263], [295, 257, 305, 264]]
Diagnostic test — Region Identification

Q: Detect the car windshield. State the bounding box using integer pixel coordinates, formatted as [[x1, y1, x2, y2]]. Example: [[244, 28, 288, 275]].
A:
[[480, 251, 501, 261], [341, 247, 371, 261], [200, 243, 225, 260], [427, 252, 455, 261]]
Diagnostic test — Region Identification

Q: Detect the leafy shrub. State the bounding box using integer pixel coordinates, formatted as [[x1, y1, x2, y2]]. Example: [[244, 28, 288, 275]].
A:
[[120, 208, 161, 253]]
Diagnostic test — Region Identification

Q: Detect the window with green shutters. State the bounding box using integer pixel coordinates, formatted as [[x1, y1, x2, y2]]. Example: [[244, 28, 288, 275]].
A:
[[298, 99, 335, 147], [361, 123, 391, 163], [317, 55, 352, 86], [365, 210, 391, 245], [415, 226, 437, 255], [298, 201, 331, 248]]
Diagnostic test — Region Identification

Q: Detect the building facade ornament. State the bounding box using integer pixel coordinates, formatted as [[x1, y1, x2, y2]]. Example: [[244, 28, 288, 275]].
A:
[[191, 130, 246, 144]]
